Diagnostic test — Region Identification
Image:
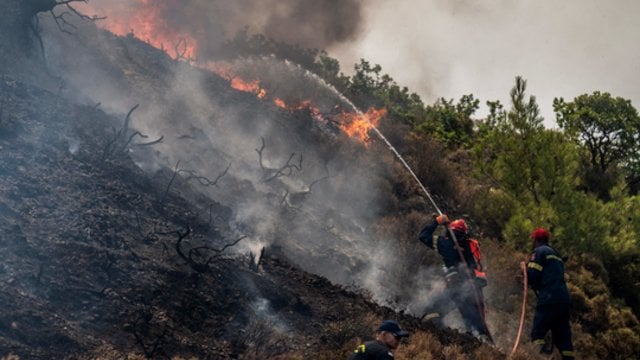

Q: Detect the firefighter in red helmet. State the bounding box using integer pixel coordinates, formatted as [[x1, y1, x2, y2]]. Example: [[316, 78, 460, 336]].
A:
[[527, 227, 574, 359], [418, 214, 491, 342]]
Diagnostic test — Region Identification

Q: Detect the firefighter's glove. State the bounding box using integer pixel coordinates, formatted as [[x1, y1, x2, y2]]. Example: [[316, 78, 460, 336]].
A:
[[435, 214, 449, 225]]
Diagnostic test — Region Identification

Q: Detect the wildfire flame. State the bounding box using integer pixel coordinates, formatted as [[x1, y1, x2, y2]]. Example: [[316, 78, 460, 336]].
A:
[[337, 108, 387, 142], [74, 2, 386, 143], [76, 1, 198, 59]]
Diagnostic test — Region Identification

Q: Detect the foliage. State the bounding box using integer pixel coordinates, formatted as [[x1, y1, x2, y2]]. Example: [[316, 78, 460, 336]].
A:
[[344, 59, 427, 128], [220, 29, 351, 91], [293, 48, 640, 356], [472, 77, 582, 249], [415, 95, 479, 148], [554, 91, 640, 197], [566, 257, 640, 359], [404, 133, 458, 204]]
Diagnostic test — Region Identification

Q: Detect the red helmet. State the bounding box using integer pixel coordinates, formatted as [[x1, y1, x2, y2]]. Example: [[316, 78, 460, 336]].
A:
[[531, 228, 550, 242], [449, 219, 468, 234]]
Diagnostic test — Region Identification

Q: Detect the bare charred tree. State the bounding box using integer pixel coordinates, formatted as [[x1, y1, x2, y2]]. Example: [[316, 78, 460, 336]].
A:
[[0, 0, 97, 61], [255, 137, 303, 182], [174, 225, 246, 273], [283, 174, 333, 208], [180, 162, 231, 187], [102, 104, 164, 161]]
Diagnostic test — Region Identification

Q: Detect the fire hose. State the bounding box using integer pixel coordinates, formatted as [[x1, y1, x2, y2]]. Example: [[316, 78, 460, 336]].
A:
[[446, 223, 495, 345], [354, 104, 495, 344], [418, 185, 494, 343], [511, 261, 528, 355]]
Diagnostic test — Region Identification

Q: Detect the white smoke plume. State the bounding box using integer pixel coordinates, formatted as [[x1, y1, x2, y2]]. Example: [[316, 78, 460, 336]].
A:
[[330, 0, 640, 127]]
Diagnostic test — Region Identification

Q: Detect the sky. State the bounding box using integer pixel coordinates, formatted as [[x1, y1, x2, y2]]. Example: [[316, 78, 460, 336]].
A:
[[330, 0, 640, 128]]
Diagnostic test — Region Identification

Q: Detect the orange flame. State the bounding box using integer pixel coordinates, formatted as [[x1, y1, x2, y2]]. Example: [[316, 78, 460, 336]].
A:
[[274, 98, 287, 108], [75, 1, 198, 59], [74, 3, 386, 144], [337, 108, 387, 142]]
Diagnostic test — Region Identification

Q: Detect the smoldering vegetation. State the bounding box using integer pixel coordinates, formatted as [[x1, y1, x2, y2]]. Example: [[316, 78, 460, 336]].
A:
[[33, 12, 453, 319]]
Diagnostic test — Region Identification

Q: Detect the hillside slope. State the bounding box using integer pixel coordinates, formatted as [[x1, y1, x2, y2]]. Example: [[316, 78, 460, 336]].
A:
[[0, 26, 501, 360]]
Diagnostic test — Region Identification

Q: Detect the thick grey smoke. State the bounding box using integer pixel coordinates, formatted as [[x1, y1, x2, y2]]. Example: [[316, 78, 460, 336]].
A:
[[79, 0, 363, 59], [330, 0, 640, 127], [38, 6, 456, 332]]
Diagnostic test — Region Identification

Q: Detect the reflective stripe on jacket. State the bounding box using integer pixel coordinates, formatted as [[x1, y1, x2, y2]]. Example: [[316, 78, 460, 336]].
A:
[[527, 244, 570, 305]]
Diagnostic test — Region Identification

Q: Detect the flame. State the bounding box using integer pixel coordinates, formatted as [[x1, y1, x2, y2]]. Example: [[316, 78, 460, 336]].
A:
[[75, 1, 198, 59], [74, 3, 386, 144], [204, 62, 268, 99], [274, 98, 287, 108], [230, 78, 267, 98], [337, 108, 387, 142]]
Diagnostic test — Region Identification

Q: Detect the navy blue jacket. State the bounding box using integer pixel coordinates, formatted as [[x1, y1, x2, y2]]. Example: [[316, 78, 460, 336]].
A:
[[527, 244, 571, 305], [418, 219, 476, 271], [348, 340, 394, 360]]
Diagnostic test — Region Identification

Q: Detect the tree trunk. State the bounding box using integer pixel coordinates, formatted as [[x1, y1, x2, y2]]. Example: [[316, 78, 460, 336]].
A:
[[0, 0, 56, 60]]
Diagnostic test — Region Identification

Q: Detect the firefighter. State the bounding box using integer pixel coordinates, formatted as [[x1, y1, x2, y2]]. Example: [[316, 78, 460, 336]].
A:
[[418, 214, 490, 341], [348, 320, 410, 359], [527, 228, 574, 359]]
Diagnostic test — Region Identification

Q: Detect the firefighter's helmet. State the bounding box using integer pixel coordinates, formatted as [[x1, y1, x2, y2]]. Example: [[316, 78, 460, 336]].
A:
[[450, 219, 468, 234]]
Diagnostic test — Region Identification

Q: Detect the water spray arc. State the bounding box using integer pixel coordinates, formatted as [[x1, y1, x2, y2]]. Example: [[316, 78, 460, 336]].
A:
[[305, 70, 495, 343], [304, 70, 442, 214]]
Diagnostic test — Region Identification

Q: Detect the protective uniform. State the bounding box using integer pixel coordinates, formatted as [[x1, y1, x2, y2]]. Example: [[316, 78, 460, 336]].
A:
[[418, 217, 489, 338], [527, 229, 574, 359], [349, 320, 409, 360], [348, 340, 394, 360]]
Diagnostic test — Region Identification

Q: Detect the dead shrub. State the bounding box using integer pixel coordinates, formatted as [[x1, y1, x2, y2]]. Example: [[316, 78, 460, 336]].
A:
[[441, 344, 465, 360], [395, 330, 441, 360], [404, 133, 457, 204]]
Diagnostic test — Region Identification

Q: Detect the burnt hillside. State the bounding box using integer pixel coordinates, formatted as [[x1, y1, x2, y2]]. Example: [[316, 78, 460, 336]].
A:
[[0, 8, 505, 360], [0, 74, 497, 359]]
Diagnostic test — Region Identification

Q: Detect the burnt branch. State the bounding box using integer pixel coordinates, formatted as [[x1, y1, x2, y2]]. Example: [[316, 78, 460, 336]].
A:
[[263, 152, 302, 182], [280, 190, 289, 206], [180, 162, 231, 187], [128, 132, 164, 147], [159, 160, 181, 203], [283, 174, 333, 208], [125, 296, 172, 358], [255, 137, 303, 182], [175, 225, 246, 273], [47, 1, 105, 35], [102, 104, 163, 160], [102, 104, 138, 160], [255, 137, 267, 171], [173, 38, 195, 62]]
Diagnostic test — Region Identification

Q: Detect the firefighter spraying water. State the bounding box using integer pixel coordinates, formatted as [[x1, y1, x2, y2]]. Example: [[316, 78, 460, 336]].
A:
[[418, 214, 492, 343], [312, 74, 495, 344]]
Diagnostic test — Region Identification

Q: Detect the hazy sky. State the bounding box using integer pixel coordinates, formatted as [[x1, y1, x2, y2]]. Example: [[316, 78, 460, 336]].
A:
[[330, 0, 640, 127]]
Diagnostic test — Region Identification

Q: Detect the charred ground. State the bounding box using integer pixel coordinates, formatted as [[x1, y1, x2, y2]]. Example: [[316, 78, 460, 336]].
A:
[[0, 14, 503, 360], [0, 79, 494, 359]]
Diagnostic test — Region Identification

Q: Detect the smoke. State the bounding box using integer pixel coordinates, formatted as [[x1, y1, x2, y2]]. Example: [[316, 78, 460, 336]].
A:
[[78, 0, 364, 60], [329, 0, 640, 127], [36, 6, 456, 323]]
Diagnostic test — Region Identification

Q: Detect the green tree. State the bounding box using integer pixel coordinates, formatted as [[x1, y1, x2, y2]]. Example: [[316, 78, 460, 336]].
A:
[[345, 59, 426, 128], [554, 92, 640, 197], [472, 77, 585, 250], [415, 94, 478, 148]]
